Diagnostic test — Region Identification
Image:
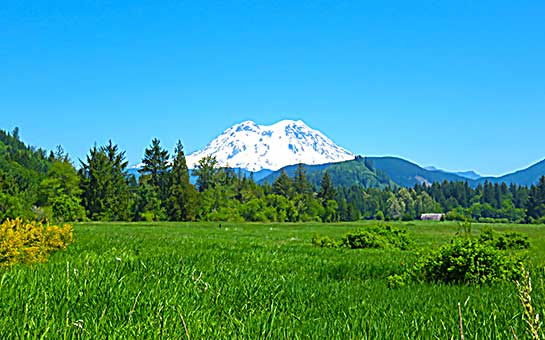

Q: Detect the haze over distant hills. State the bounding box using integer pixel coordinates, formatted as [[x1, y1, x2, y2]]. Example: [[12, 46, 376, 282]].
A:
[[424, 166, 482, 180]]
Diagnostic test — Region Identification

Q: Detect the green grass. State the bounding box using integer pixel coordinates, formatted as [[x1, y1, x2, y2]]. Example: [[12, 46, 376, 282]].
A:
[[1, 221, 545, 339]]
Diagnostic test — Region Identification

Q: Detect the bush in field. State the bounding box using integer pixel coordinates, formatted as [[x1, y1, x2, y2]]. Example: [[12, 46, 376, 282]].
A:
[[479, 227, 530, 250], [313, 224, 413, 250], [0, 218, 73, 267], [341, 225, 413, 250], [390, 238, 523, 287], [311, 235, 339, 248]]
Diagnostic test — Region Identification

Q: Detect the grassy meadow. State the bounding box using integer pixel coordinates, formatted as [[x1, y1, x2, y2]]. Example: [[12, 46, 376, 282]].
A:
[[1, 221, 545, 339]]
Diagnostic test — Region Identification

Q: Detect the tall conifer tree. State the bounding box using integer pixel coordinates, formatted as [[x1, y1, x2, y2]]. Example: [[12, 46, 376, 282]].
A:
[[167, 141, 198, 221]]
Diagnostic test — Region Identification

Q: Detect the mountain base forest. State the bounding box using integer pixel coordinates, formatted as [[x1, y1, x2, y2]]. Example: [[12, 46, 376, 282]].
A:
[[1, 128, 545, 225]]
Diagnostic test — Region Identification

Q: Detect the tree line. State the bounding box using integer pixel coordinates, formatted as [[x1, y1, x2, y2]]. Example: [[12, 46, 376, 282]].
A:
[[1, 129, 545, 223]]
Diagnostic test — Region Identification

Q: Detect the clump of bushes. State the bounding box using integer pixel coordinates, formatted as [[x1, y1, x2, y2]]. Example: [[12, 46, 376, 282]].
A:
[[0, 218, 73, 267], [388, 238, 524, 287], [312, 224, 413, 250], [478, 227, 530, 250], [311, 235, 339, 248]]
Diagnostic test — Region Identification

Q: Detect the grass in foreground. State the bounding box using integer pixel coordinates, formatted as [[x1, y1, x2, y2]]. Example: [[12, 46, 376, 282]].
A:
[[1, 221, 544, 338]]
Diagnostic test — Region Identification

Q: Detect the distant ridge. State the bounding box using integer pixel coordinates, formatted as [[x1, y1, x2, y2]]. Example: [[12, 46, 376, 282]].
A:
[[424, 166, 482, 180], [477, 158, 545, 187]]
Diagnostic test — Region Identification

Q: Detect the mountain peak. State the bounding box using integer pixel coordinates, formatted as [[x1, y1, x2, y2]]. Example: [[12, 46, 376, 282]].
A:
[[186, 119, 355, 171]]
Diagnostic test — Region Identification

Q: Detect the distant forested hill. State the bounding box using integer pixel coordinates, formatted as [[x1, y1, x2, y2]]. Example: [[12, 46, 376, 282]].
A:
[[0, 128, 53, 218], [260, 156, 471, 189], [477, 159, 545, 187]]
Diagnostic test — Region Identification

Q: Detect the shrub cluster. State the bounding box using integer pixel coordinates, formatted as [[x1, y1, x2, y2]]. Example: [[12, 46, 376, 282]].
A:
[[312, 224, 413, 250], [388, 238, 524, 287], [0, 218, 73, 267], [478, 227, 530, 250]]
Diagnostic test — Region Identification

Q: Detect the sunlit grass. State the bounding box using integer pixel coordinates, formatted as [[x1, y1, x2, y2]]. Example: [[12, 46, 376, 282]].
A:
[[0, 221, 543, 338]]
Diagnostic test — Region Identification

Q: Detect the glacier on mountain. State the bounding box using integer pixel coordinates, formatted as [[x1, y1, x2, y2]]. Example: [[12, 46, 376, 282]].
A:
[[186, 120, 355, 171]]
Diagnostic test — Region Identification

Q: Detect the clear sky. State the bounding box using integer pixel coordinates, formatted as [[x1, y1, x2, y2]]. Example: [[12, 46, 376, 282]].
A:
[[1, 1, 544, 176]]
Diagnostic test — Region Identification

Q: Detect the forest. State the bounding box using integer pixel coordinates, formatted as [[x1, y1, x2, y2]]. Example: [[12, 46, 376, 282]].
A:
[[1, 128, 544, 224]]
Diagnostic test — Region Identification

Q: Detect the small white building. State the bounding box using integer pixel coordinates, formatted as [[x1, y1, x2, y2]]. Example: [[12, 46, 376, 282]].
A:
[[420, 213, 444, 221]]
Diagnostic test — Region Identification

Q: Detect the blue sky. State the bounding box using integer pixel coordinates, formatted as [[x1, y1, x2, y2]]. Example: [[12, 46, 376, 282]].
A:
[[1, 1, 544, 176]]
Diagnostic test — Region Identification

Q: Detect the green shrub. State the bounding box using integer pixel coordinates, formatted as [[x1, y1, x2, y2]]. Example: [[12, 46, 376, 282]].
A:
[[479, 227, 530, 250], [392, 238, 523, 285], [342, 229, 389, 249], [312, 224, 413, 250], [311, 235, 339, 248], [341, 225, 412, 250]]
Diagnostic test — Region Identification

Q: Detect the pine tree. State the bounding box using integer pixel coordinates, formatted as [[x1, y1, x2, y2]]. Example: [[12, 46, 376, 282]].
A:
[[527, 176, 545, 221], [167, 141, 198, 221], [193, 156, 218, 192], [79, 141, 130, 221], [294, 164, 312, 195], [139, 138, 170, 201], [318, 170, 336, 203], [272, 170, 293, 198]]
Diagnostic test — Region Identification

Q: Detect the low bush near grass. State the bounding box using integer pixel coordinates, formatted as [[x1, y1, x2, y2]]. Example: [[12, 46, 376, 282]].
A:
[[479, 227, 530, 250], [389, 238, 524, 287], [313, 224, 413, 250], [0, 218, 73, 267]]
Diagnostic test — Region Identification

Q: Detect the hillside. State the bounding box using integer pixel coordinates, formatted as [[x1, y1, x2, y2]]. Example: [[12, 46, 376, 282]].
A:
[[259, 157, 393, 189], [477, 158, 545, 186], [367, 157, 472, 187], [260, 156, 472, 188]]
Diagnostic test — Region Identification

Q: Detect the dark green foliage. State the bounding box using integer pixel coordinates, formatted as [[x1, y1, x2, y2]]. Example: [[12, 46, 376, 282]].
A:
[[397, 238, 524, 285], [131, 182, 166, 221], [167, 141, 198, 221], [272, 170, 293, 198], [526, 176, 545, 222], [260, 157, 392, 189], [1, 128, 545, 224], [193, 156, 219, 192], [139, 138, 170, 202], [79, 141, 131, 221], [0, 128, 85, 221]]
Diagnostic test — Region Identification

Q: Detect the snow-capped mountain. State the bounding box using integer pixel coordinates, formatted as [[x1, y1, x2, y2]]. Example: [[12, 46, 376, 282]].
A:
[[186, 120, 355, 172]]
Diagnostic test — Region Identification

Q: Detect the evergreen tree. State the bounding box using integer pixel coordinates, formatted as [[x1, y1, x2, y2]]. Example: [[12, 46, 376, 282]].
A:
[[139, 138, 170, 201], [79, 141, 130, 221], [167, 141, 198, 221], [294, 164, 312, 195], [193, 156, 219, 192], [318, 170, 336, 203], [527, 176, 545, 222], [272, 170, 293, 198]]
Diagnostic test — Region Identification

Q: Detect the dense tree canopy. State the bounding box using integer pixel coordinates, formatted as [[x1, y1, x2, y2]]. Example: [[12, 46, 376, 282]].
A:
[[1, 128, 545, 224]]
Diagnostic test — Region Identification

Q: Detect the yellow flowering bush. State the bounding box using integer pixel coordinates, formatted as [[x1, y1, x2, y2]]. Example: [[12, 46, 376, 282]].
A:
[[0, 218, 73, 267]]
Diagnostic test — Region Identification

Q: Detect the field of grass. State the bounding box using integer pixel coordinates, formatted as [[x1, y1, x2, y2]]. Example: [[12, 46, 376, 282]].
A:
[[1, 221, 544, 338]]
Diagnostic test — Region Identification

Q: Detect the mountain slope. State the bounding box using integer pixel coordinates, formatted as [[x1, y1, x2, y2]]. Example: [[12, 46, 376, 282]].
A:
[[260, 156, 473, 188], [186, 120, 354, 171], [366, 157, 472, 187], [425, 166, 482, 180], [259, 158, 394, 189], [477, 158, 545, 186]]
